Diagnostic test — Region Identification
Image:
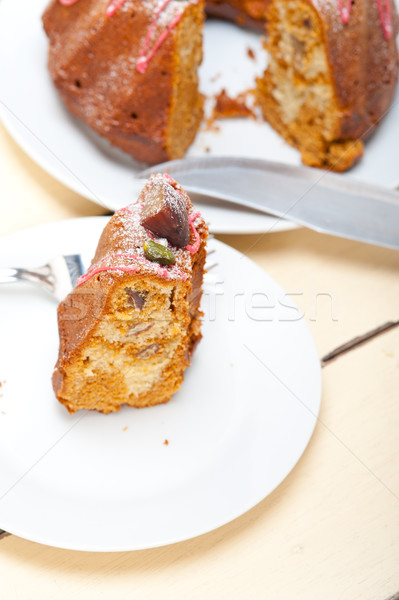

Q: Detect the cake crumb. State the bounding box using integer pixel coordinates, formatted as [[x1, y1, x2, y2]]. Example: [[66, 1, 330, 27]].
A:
[[204, 115, 221, 133], [164, 439, 169, 446], [247, 47, 255, 60], [212, 89, 256, 120], [205, 146, 211, 153], [122, 426, 128, 432]]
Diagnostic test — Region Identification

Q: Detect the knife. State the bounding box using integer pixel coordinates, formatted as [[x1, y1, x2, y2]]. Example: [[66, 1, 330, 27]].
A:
[[140, 157, 399, 250]]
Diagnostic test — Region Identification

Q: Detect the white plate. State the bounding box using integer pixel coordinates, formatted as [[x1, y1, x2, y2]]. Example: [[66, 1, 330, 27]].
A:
[[1, 2, 398, 233], [0, 217, 321, 551]]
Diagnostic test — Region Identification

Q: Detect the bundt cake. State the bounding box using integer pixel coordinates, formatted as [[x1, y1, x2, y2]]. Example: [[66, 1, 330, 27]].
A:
[[42, 0, 205, 164], [42, 0, 398, 171], [257, 0, 399, 171], [53, 174, 208, 413]]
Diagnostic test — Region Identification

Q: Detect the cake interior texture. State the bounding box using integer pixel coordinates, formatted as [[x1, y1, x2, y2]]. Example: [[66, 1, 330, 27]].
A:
[[56, 276, 201, 413], [256, 0, 398, 171]]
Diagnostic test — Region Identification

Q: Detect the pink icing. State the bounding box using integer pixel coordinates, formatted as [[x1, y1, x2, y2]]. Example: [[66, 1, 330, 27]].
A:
[[375, 0, 393, 39], [136, 2, 184, 74], [163, 173, 178, 186], [186, 211, 201, 254], [76, 251, 188, 287], [337, 0, 351, 23], [76, 264, 140, 286], [58, 0, 129, 10], [106, 0, 128, 17], [337, 0, 393, 39]]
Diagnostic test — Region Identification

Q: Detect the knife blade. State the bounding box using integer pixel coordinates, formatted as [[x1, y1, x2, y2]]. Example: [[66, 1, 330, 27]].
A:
[[140, 157, 399, 250]]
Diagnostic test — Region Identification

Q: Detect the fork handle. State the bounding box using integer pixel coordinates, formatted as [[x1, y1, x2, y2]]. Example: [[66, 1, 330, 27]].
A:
[[0, 267, 53, 291]]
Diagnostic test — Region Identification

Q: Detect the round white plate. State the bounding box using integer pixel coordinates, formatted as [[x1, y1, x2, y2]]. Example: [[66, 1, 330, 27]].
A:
[[1, 1, 398, 233], [0, 217, 321, 551]]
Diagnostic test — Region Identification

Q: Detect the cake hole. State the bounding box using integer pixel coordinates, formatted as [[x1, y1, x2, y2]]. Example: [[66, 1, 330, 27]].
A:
[[75, 79, 82, 88], [303, 18, 312, 28], [131, 112, 138, 119]]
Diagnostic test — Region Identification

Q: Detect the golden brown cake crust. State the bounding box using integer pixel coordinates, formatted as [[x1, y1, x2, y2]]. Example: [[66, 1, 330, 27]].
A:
[[42, 0, 205, 164], [53, 175, 208, 413]]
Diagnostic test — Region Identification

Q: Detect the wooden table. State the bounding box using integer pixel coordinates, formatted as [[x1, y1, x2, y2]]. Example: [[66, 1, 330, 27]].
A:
[[1, 121, 398, 600]]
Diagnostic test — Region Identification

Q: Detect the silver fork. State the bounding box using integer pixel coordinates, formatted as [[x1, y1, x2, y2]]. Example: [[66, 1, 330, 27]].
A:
[[0, 254, 85, 302]]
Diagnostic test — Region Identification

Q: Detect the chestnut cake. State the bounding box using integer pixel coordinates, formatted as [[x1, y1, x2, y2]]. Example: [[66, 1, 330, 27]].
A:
[[42, 0, 398, 171], [53, 174, 208, 413]]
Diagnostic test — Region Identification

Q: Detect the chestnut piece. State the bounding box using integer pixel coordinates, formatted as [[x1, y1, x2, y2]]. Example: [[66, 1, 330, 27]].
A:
[[140, 179, 190, 248]]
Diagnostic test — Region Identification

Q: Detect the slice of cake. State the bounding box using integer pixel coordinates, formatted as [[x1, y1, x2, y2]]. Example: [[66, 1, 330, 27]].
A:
[[53, 174, 208, 413], [256, 0, 399, 171]]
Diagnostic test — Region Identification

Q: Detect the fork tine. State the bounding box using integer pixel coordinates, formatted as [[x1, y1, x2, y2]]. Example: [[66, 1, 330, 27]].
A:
[[64, 255, 85, 286]]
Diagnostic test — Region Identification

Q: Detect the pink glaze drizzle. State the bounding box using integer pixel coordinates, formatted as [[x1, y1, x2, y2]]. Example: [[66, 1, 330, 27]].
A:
[[58, 0, 129, 12], [76, 264, 140, 286], [186, 211, 201, 254], [375, 0, 393, 39], [115, 206, 136, 216], [76, 251, 188, 286], [136, 1, 184, 74], [337, 0, 351, 23], [163, 173, 178, 186], [337, 0, 393, 39], [106, 0, 128, 17]]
